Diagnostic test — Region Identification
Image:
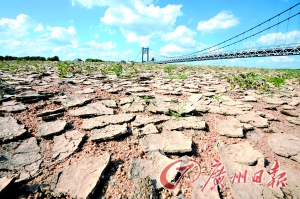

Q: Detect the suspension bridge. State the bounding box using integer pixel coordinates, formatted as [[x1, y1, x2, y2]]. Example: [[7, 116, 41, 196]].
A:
[[135, 2, 300, 64]]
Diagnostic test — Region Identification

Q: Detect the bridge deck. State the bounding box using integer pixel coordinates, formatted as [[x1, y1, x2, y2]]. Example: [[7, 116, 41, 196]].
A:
[[154, 43, 300, 64]]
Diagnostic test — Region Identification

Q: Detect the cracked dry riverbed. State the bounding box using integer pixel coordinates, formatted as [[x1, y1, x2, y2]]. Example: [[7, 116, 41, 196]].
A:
[[0, 62, 300, 199]]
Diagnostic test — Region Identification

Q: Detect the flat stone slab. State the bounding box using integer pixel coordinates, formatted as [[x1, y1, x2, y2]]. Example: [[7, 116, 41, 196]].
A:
[[15, 91, 47, 101], [280, 109, 299, 117], [38, 120, 67, 137], [53, 153, 110, 199], [236, 111, 269, 128], [119, 98, 132, 105], [188, 94, 202, 103], [36, 107, 65, 117], [184, 83, 199, 89], [122, 103, 145, 113], [288, 97, 300, 106], [216, 141, 283, 199], [208, 105, 245, 116], [242, 96, 257, 102], [90, 124, 128, 141], [267, 133, 300, 159], [0, 177, 15, 198], [101, 99, 117, 108], [193, 104, 210, 113], [146, 99, 170, 113], [202, 92, 215, 97], [0, 137, 41, 181], [286, 117, 300, 125], [215, 116, 244, 137], [69, 102, 114, 117], [128, 151, 177, 189], [52, 130, 85, 161], [140, 131, 192, 153], [59, 96, 94, 108], [278, 159, 300, 198], [192, 175, 221, 199], [75, 88, 95, 94], [131, 115, 170, 128], [164, 116, 206, 131], [262, 97, 287, 105], [126, 87, 151, 93], [281, 105, 295, 110], [81, 114, 135, 130], [0, 103, 27, 112], [133, 124, 159, 137], [0, 117, 27, 142], [168, 102, 195, 114]]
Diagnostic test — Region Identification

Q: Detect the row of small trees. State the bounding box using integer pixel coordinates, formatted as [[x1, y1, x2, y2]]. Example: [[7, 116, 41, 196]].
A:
[[0, 55, 59, 61], [85, 58, 103, 62]]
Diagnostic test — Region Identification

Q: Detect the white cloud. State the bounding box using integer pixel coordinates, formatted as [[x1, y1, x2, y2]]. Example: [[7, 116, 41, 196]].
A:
[[86, 0, 182, 46], [34, 24, 44, 31], [163, 25, 197, 46], [160, 44, 185, 54], [104, 28, 116, 34], [72, 0, 183, 46], [197, 11, 239, 32], [0, 14, 36, 38], [257, 30, 300, 44], [124, 49, 133, 55], [86, 40, 117, 49], [159, 25, 207, 57], [125, 32, 151, 47], [42, 25, 78, 45]]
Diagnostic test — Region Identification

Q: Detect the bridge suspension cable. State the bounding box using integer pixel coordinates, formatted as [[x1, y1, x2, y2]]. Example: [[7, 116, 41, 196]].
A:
[[134, 49, 142, 62], [148, 2, 300, 63]]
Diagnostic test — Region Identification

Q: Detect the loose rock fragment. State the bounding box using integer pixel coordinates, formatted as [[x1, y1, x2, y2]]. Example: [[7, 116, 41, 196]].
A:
[[90, 124, 128, 141], [164, 116, 206, 131], [215, 116, 244, 137], [216, 141, 283, 199], [81, 114, 135, 130], [0, 117, 27, 142], [128, 151, 177, 189], [59, 96, 94, 108], [267, 133, 300, 158], [140, 131, 192, 153], [53, 153, 111, 199], [133, 123, 159, 137], [0, 137, 42, 182], [0, 177, 15, 198], [69, 102, 114, 117], [0, 102, 27, 112], [236, 111, 269, 128], [38, 120, 67, 137], [52, 130, 85, 161]]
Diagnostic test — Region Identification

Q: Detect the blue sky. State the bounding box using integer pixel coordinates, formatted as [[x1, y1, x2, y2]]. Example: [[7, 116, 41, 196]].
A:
[[1, 0, 300, 69]]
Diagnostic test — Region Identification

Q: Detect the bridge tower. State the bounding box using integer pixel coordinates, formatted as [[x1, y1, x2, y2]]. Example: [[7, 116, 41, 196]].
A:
[[142, 47, 149, 63]]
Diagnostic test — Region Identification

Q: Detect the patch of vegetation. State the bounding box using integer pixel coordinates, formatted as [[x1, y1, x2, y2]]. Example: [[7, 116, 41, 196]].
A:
[[224, 72, 270, 91], [139, 95, 155, 105], [55, 62, 71, 78], [164, 64, 177, 74], [108, 63, 123, 76], [164, 100, 191, 120], [165, 73, 189, 80], [266, 76, 285, 89]]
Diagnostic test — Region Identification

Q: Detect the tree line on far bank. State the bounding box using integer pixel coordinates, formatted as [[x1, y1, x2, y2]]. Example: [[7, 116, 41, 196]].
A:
[[0, 55, 104, 62], [0, 55, 60, 61]]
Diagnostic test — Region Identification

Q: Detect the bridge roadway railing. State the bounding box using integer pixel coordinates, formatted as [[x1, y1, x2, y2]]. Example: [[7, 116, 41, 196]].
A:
[[152, 43, 300, 64]]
